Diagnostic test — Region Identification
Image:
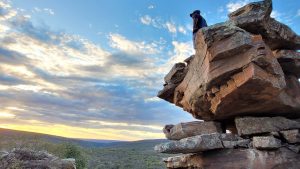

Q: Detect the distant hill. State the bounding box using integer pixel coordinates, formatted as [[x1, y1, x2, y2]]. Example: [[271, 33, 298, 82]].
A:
[[0, 128, 124, 147], [0, 128, 170, 169], [0, 128, 166, 147]]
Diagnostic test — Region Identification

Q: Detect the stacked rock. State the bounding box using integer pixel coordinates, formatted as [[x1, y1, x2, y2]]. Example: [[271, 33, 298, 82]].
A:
[[155, 0, 300, 168]]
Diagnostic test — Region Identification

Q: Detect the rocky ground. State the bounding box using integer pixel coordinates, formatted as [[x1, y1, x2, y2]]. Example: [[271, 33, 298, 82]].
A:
[[0, 149, 75, 169]]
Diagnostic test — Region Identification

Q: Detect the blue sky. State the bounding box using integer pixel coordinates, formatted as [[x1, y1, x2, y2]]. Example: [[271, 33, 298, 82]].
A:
[[0, 0, 299, 140]]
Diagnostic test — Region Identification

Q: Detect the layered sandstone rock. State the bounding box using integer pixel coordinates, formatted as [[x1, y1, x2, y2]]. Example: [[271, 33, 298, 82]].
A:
[[235, 116, 300, 136], [229, 0, 300, 50], [155, 133, 250, 154], [155, 0, 300, 168], [155, 133, 223, 154], [157, 0, 300, 121], [157, 117, 300, 169]]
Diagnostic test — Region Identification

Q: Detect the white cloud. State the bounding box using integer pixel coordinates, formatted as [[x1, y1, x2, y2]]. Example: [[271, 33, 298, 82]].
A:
[[43, 8, 54, 15], [0, 0, 194, 140], [108, 33, 159, 55], [32, 7, 54, 15], [164, 21, 177, 34], [140, 15, 190, 36], [178, 26, 187, 34], [218, 7, 224, 13], [170, 41, 194, 63], [140, 15, 152, 25], [148, 5, 155, 9], [33, 7, 41, 12], [140, 15, 164, 29], [271, 10, 281, 19], [144, 97, 160, 103], [271, 10, 293, 24], [226, 0, 249, 13], [0, 1, 11, 9], [297, 9, 300, 17], [0, 112, 15, 119], [0, 24, 9, 32], [158, 41, 193, 73], [0, 2, 17, 21], [186, 23, 193, 31], [24, 15, 31, 18]]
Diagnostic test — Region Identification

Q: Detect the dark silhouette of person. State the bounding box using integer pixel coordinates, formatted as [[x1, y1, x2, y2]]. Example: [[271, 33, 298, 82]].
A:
[[190, 10, 207, 49]]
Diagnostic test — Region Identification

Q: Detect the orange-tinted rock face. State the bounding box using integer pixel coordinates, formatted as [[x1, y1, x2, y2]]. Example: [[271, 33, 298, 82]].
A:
[[157, 0, 300, 121]]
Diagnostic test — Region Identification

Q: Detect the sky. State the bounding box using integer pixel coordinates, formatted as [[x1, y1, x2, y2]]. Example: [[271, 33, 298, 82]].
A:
[[0, 0, 299, 141]]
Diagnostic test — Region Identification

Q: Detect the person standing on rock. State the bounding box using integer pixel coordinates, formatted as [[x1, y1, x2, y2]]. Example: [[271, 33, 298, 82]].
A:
[[190, 10, 207, 49]]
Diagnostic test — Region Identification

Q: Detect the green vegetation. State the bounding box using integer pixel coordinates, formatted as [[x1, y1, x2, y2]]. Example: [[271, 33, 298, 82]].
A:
[[0, 129, 170, 169], [63, 143, 88, 169]]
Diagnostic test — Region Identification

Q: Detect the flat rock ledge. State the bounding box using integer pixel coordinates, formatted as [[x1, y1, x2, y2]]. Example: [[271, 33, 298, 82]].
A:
[[155, 133, 249, 154], [235, 116, 300, 136]]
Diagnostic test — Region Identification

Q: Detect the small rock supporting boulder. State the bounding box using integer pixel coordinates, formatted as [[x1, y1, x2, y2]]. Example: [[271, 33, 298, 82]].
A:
[[163, 121, 222, 140], [252, 136, 281, 150], [155, 0, 300, 168]]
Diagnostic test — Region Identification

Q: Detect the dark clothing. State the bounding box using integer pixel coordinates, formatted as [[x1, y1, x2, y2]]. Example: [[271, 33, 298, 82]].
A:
[[192, 14, 207, 49], [192, 14, 207, 34]]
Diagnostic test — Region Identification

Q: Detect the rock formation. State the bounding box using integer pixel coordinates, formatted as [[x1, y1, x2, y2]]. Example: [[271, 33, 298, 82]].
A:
[[155, 0, 300, 168], [0, 149, 76, 169]]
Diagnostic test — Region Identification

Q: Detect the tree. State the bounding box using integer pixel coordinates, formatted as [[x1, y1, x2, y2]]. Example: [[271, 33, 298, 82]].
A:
[[63, 143, 87, 169]]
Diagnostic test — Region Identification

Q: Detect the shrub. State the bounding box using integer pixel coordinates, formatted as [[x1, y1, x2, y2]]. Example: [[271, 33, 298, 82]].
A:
[[63, 143, 87, 169]]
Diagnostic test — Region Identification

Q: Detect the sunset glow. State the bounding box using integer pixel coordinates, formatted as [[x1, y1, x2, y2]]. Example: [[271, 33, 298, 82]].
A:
[[0, 0, 299, 140]]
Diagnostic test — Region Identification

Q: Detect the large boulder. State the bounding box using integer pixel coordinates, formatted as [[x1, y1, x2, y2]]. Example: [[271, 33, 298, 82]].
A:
[[157, 0, 300, 121], [158, 21, 300, 120], [0, 149, 76, 169]]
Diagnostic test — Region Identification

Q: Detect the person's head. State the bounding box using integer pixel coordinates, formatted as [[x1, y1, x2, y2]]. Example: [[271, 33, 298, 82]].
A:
[[190, 10, 200, 18]]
